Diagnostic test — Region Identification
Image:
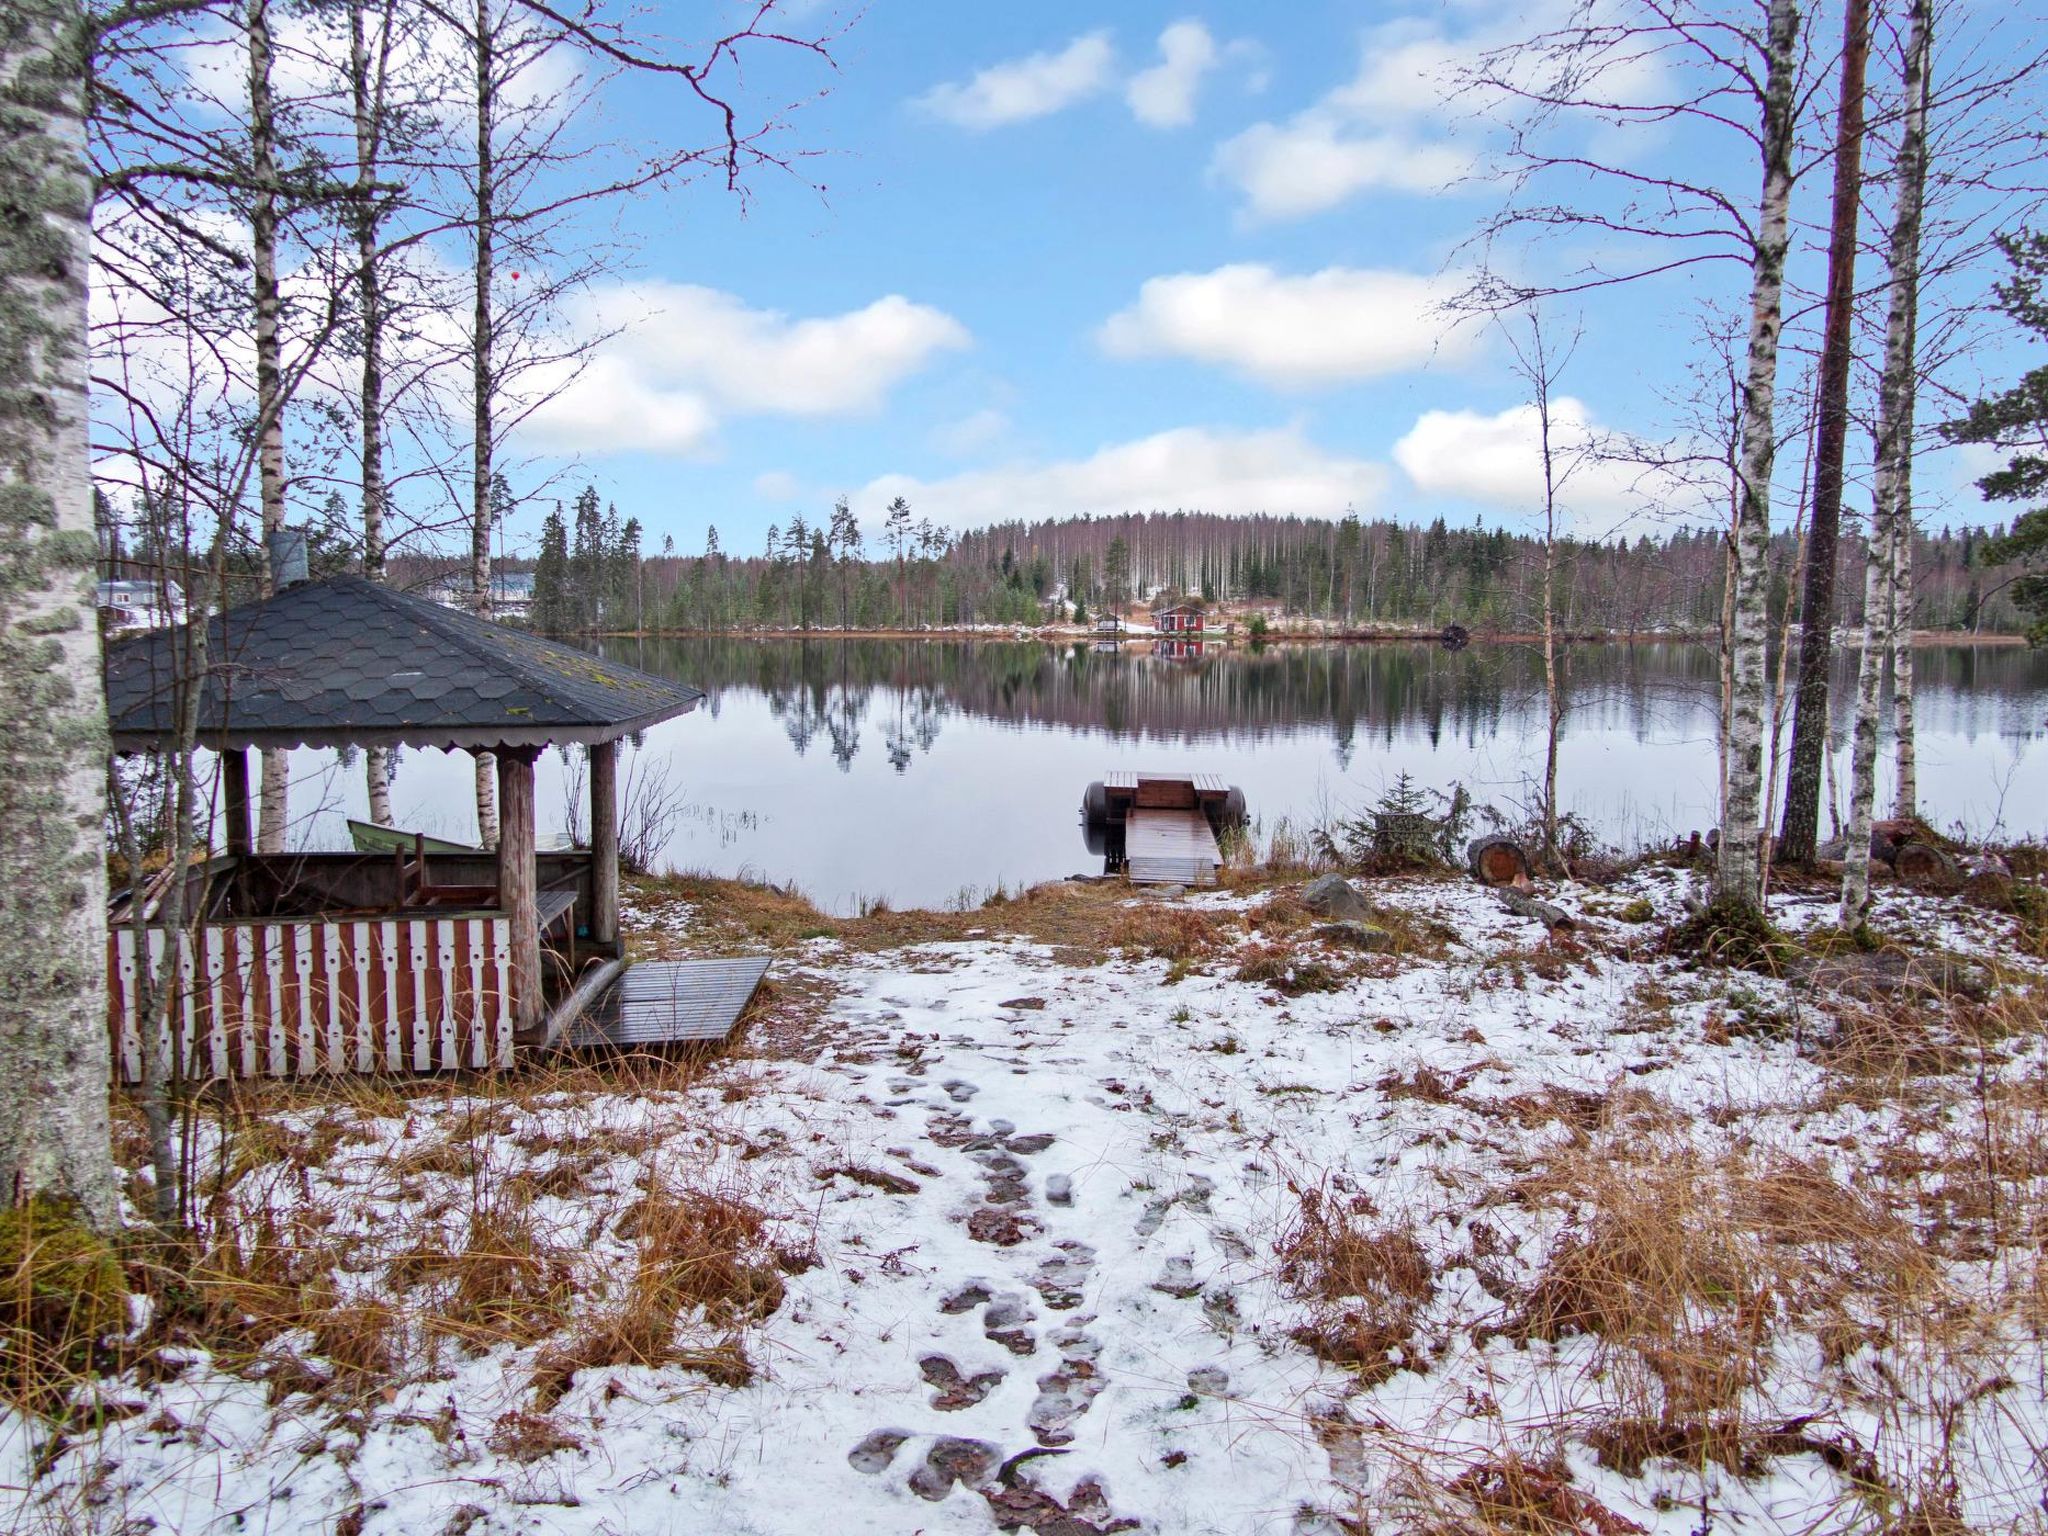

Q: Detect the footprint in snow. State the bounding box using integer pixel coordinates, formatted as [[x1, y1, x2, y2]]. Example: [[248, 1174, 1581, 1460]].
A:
[[1151, 1256, 1202, 1299], [1026, 1318, 1105, 1447], [919, 1354, 1006, 1411], [1031, 1241, 1096, 1311], [847, 1428, 911, 1474], [907, 1437, 1002, 1501], [939, 1283, 1040, 1356]]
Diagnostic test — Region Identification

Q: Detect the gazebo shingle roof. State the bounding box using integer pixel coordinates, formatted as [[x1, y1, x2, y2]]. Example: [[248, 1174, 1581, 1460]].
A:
[[105, 576, 704, 753]]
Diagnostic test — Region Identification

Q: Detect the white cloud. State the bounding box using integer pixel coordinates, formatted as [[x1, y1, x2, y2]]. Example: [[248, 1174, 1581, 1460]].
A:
[[1099, 264, 1480, 388], [915, 32, 1115, 130], [1392, 398, 1657, 524], [525, 284, 969, 456], [1210, 16, 1489, 219], [857, 425, 1387, 529], [1126, 20, 1220, 128], [753, 470, 801, 501], [933, 408, 1012, 458], [1213, 117, 1473, 218], [525, 353, 720, 456]]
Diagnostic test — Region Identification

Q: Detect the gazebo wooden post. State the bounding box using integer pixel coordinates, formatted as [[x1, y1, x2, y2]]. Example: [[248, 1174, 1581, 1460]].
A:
[[221, 747, 253, 857], [496, 747, 541, 1033], [589, 738, 619, 949]]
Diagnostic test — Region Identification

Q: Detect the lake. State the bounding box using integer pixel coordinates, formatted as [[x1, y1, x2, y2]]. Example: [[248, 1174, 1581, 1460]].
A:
[[281, 638, 2048, 914]]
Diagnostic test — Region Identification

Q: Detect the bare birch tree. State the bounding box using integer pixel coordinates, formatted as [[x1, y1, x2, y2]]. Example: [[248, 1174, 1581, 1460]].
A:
[[1842, 0, 1932, 930], [1462, 0, 1810, 913], [0, 0, 121, 1231], [246, 0, 295, 849], [1500, 311, 1585, 871], [349, 0, 399, 824]]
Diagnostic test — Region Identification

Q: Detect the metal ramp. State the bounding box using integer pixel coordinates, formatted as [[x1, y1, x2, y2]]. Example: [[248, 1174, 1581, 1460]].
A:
[[561, 957, 771, 1049], [1125, 808, 1222, 886]]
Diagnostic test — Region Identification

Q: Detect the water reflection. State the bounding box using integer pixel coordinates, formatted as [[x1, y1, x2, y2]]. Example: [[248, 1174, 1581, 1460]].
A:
[[592, 635, 2048, 774], [329, 637, 2048, 914]]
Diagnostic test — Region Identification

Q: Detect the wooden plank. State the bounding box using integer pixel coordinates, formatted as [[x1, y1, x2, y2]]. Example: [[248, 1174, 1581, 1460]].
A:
[[565, 958, 771, 1049], [1125, 807, 1222, 886]]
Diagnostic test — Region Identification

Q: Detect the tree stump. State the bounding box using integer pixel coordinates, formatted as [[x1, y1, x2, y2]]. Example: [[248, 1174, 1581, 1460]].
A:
[[1893, 842, 1960, 891], [1870, 819, 1916, 863], [1467, 835, 1532, 888]]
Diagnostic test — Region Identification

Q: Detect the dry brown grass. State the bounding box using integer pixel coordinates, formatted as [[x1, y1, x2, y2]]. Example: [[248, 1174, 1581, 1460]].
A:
[[529, 1179, 791, 1408], [1277, 1180, 1437, 1384], [1503, 1128, 1947, 1475], [1429, 1452, 1649, 1536], [1107, 904, 1229, 962], [1235, 941, 1345, 995], [392, 1201, 578, 1347], [486, 1408, 584, 1463]]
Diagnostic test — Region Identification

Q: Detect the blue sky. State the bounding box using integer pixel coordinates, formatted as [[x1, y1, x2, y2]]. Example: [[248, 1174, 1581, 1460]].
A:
[[490, 0, 2025, 560]]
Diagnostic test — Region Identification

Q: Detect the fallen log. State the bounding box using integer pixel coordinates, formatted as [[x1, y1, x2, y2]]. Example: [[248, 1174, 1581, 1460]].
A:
[[1894, 842, 1961, 891], [1467, 835, 1532, 888], [1497, 887, 1575, 931]]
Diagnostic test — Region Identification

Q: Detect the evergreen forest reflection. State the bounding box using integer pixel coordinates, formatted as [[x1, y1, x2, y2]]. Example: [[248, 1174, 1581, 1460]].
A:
[[540, 637, 2048, 912]]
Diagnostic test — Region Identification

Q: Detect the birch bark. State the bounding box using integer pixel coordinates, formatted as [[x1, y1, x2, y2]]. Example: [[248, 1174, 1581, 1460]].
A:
[[248, 0, 291, 852], [350, 0, 395, 824], [1717, 0, 1802, 912], [469, 0, 498, 847], [0, 0, 119, 1229], [1843, 0, 1931, 928], [1889, 435, 1919, 816]]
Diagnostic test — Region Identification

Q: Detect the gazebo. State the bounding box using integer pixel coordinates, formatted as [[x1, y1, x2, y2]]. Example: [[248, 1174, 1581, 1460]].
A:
[[102, 574, 705, 1079]]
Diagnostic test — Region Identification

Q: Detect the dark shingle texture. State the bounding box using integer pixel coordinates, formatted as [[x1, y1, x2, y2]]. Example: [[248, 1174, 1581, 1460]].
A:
[[106, 577, 703, 752]]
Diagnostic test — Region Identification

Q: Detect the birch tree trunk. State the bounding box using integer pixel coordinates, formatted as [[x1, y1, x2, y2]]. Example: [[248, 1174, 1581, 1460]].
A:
[[248, 0, 291, 852], [1889, 436, 1919, 816], [469, 0, 498, 847], [1716, 0, 1801, 913], [1779, 0, 1870, 865], [0, 0, 120, 1230], [1842, 0, 1931, 929], [350, 0, 395, 825]]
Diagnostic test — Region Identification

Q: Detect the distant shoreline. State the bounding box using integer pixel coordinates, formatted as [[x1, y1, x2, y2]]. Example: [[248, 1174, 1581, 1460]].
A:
[[555, 623, 2034, 648]]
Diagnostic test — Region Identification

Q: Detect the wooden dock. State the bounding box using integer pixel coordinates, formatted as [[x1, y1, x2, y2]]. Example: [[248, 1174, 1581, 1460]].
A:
[[1125, 808, 1223, 886], [1081, 770, 1244, 887]]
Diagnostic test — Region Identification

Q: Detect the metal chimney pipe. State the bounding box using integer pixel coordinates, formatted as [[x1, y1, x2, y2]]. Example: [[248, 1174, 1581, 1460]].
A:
[[265, 527, 309, 589]]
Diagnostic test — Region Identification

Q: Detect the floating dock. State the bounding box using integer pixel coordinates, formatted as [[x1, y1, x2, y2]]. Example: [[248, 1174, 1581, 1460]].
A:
[[1081, 771, 1247, 887]]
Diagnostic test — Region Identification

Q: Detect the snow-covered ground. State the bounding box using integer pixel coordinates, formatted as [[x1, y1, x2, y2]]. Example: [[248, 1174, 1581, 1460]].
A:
[[8, 868, 2046, 1535]]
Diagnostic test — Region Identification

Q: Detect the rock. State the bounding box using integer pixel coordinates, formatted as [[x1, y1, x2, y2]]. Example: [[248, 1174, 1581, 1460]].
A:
[[999, 996, 1047, 1010], [1301, 873, 1372, 919], [1153, 884, 1187, 898], [1045, 1173, 1074, 1207], [1313, 920, 1394, 952], [1496, 888, 1575, 930]]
